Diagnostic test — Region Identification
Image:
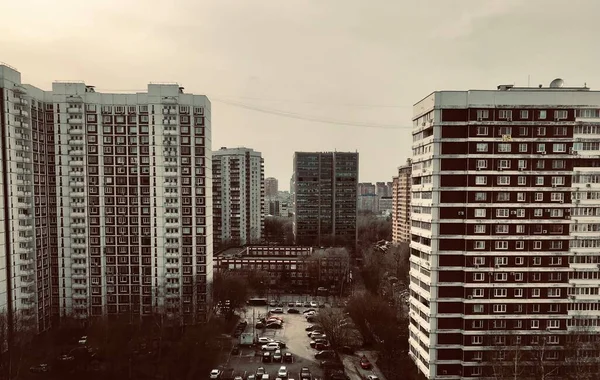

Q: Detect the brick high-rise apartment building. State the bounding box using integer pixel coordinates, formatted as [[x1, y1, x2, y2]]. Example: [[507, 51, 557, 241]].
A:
[[392, 159, 411, 243], [409, 81, 600, 379], [212, 147, 264, 250], [0, 64, 212, 331], [292, 151, 358, 250]]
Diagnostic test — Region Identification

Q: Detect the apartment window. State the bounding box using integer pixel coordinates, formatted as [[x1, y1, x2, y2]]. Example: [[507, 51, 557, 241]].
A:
[[474, 241, 485, 250], [476, 126, 488, 135], [533, 256, 542, 265], [474, 273, 485, 281], [475, 192, 487, 201], [496, 209, 509, 218], [539, 110, 547, 119], [515, 288, 523, 297], [531, 320, 540, 329], [499, 110, 512, 120], [519, 143, 528, 153], [552, 176, 565, 185], [476, 110, 489, 120], [498, 160, 510, 169], [494, 288, 507, 297], [495, 273, 508, 281], [536, 176, 544, 185], [497, 176, 510, 185], [495, 241, 508, 250], [493, 304, 507, 313], [548, 289, 561, 298], [516, 209, 525, 217], [518, 176, 526, 185], [495, 225, 509, 234], [553, 143, 566, 153], [472, 289, 484, 298], [514, 273, 523, 281], [473, 304, 484, 313], [517, 192, 525, 201], [475, 176, 487, 185], [497, 192, 510, 201], [535, 192, 544, 201], [537, 143, 546, 153], [472, 336, 483, 345], [532, 288, 541, 298], [476, 143, 488, 152], [551, 193, 564, 202], [518, 160, 526, 169], [536, 160, 545, 169], [474, 225, 486, 234], [534, 241, 542, 250], [547, 320, 560, 329], [516, 225, 525, 233], [555, 110, 568, 120], [476, 160, 487, 169], [472, 320, 483, 328], [515, 241, 524, 250], [552, 160, 566, 169], [555, 126, 567, 136], [474, 257, 485, 265], [520, 110, 529, 119], [498, 143, 511, 153], [534, 209, 543, 217], [550, 241, 563, 250]]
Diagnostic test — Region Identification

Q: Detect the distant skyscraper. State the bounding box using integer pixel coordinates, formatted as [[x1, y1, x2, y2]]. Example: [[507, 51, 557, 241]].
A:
[[265, 177, 279, 197], [212, 147, 264, 249], [392, 159, 411, 243], [0, 63, 213, 329], [292, 152, 358, 250]]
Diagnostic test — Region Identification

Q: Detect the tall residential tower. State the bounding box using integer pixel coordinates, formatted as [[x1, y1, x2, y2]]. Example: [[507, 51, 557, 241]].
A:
[[409, 81, 600, 379], [212, 147, 264, 250], [0, 64, 213, 330], [392, 159, 412, 243], [292, 151, 358, 250]]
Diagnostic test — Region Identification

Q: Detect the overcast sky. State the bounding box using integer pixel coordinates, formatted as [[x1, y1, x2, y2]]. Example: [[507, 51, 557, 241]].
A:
[[2, 0, 599, 190]]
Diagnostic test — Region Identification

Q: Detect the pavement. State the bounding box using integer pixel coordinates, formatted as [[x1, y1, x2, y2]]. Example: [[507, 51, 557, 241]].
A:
[[220, 303, 328, 379], [341, 351, 387, 380]]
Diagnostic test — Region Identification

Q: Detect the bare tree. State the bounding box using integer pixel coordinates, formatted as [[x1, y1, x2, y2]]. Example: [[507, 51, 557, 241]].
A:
[[313, 309, 361, 347], [562, 326, 600, 380]]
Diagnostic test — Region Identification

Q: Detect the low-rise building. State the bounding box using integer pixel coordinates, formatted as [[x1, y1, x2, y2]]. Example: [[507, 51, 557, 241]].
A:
[[214, 245, 351, 295]]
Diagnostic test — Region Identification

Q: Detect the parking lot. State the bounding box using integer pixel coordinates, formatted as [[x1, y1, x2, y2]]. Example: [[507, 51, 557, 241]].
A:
[[219, 295, 344, 379]]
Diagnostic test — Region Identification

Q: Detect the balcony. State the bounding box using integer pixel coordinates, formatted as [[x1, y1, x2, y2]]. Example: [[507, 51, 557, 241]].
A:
[[164, 222, 179, 228], [164, 171, 178, 177], [19, 122, 29, 129], [72, 273, 88, 279], [66, 95, 83, 103], [69, 149, 85, 156], [164, 129, 179, 136], [72, 262, 88, 269], [70, 233, 87, 239], [71, 211, 86, 218], [17, 224, 33, 232], [69, 160, 84, 167], [166, 283, 180, 289], [163, 109, 177, 115], [15, 246, 32, 255], [165, 232, 181, 238], [165, 262, 179, 269], [164, 242, 179, 249], [164, 212, 179, 218], [70, 222, 86, 228], [67, 107, 83, 114], [68, 139, 85, 146], [19, 110, 29, 118], [69, 171, 85, 177], [164, 160, 178, 167], [67, 118, 83, 125], [18, 214, 32, 221], [73, 293, 88, 299], [73, 304, 88, 310], [68, 128, 84, 135], [16, 98, 27, 106], [13, 85, 27, 94], [72, 282, 87, 288]]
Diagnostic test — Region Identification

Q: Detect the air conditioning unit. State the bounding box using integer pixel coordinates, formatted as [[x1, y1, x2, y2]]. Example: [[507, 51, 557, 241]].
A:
[[587, 184, 592, 188], [560, 200, 564, 203], [495, 264, 500, 269], [542, 151, 547, 155], [552, 184, 557, 188], [468, 295, 473, 299], [543, 230, 548, 234]]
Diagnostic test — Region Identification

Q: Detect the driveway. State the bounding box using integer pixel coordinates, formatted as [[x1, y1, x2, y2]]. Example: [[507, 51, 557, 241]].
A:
[[341, 351, 387, 380]]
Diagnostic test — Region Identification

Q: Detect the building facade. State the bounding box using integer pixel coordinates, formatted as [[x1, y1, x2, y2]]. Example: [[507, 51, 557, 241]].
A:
[[409, 82, 600, 379], [292, 152, 358, 250], [0, 64, 213, 331], [213, 147, 264, 250], [265, 177, 278, 198], [392, 159, 412, 244], [214, 245, 350, 294]]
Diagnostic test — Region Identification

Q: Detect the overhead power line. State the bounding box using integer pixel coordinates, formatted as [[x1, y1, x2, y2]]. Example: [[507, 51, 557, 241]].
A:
[[213, 98, 413, 130], [212, 94, 411, 109]]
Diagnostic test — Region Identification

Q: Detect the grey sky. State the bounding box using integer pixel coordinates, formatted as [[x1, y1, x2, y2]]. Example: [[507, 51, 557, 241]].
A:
[[2, 0, 599, 189]]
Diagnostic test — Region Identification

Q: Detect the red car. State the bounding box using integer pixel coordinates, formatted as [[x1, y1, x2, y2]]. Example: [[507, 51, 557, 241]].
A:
[[360, 356, 372, 369]]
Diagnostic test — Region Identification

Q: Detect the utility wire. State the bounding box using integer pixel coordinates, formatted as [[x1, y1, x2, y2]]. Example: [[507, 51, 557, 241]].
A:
[[212, 94, 411, 109], [213, 98, 412, 130]]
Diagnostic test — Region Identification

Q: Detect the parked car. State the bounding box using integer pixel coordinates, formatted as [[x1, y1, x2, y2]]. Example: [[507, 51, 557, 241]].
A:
[[278, 366, 288, 378], [309, 338, 327, 348], [234, 377, 243, 380], [78, 335, 88, 345], [307, 331, 324, 338], [303, 308, 316, 314], [256, 322, 265, 329], [306, 316, 316, 323], [295, 301, 303, 307], [310, 301, 318, 308], [315, 342, 330, 350], [305, 324, 321, 331], [304, 301, 311, 307], [262, 352, 272, 363], [367, 376, 379, 380], [315, 350, 336, 360], [310, 333, 327, 340], [256, 367, 266, 377], [305, 311, 316, 317], [262, 342, 281, 351], [273, 350, 282, 362], [271, 307, 284, 314], [360, 356, 372, 369], [269, 300, 278, 307], [287, 308, 300, 314], [300, 367, 311, 380], [288, 302, 294, 307], [267, 315, 284, 322], [209, 369, 222, 379], [262, 375, 271, 380], [58, 354, 75, 361], [283, 352, 293, 362], [258, 337, 274, 344], [274, 340, 287, 348], [30, 364, 50, 373], [266, 321, 283, 329], [247, 375, 256, 380]]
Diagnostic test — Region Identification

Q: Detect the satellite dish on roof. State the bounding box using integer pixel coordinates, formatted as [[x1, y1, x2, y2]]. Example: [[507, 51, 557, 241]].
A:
[[549, 78, 564, 88]]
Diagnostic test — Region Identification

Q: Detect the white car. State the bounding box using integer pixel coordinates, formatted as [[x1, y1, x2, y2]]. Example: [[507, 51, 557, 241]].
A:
[[310, 301, 318, 307], [262, 342, 281, 351], [258, 337, 274, 344], [305, 311, 316, 316], [78, 336, 88, 345], [209, 369, 221, 379], [278, 366, 288, 378], [367, 376, 379, 380]]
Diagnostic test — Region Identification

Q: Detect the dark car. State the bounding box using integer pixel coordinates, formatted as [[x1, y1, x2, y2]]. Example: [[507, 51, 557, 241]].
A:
[[310, 338, 327, 348], [262, 352, 272, 363], [256, 322, 265, 329], [274, 340, 287, 348], [271, 308, 284, 314], [266, 322, 283, 329], [300, 367, 311, 380], [303, 308, 316, 314], [315, 350, 337, 360], [288, 302, 295, 307], [304, 302, 311, 307], [287, 308, 300, 314], [315, 342, 331, 350], [306, 324, 321, 331], [306, 315, 316, 323], [283, 352, 293, 363]]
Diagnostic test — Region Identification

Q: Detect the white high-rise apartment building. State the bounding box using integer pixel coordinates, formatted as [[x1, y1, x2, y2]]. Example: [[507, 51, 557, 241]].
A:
[[409, 81, 600, 379], [0, 63, 212, 332], [212, 147, 264, 250]]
